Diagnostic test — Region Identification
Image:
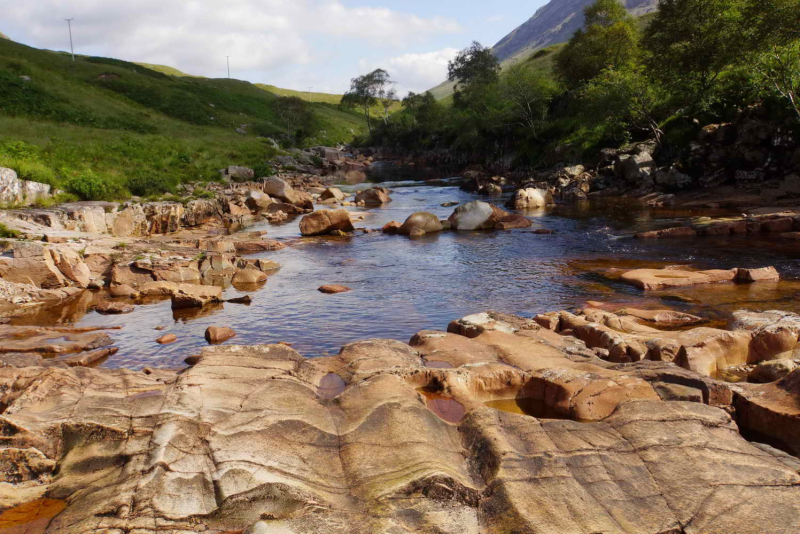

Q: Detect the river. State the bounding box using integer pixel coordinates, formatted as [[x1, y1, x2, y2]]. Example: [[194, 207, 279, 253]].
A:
[[16, 164, 800, 370]]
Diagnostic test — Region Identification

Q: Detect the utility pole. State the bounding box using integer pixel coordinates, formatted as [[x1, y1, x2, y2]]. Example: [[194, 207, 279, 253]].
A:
[[307, 86, 313, 101], [225, 56, 230, 79], [65, 18, 75, 62]]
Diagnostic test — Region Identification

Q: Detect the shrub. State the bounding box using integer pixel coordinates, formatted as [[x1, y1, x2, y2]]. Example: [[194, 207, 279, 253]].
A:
[[0, 223, 20, 238], [126, 172, 177, 197], [252, 163, 274, 178], [65, 170, 126, 201], [192, 187, 214, 199]]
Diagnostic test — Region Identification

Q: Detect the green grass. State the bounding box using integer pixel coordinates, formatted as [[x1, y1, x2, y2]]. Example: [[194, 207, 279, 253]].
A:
[[0, 222, 20, 238], [256, 84, 343, 104], [0, 37, 368, 200], [133, 62, 203, 78]]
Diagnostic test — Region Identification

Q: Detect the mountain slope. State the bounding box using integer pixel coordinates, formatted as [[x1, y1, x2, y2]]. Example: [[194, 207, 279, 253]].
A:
[[493, 0, 659, 63]]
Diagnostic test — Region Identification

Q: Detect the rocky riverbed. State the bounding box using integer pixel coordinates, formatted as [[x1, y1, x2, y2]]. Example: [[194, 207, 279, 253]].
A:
[[2, 157, 800, 532]]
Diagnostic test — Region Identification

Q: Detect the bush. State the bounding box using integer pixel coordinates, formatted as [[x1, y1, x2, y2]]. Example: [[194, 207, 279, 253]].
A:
[[192, 187, 215, 199], [126, 172, 177, 197], [0, 222, 20, 238], [65, 170, 126, 201], [252, 163, 274, 178]]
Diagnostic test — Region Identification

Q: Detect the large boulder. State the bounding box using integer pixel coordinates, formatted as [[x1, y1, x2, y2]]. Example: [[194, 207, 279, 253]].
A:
[[615, 152, 655, 183], [220, 165, 254, 182], [355, 187, 391, 206], [245, 190, 273, 212], [398, 212, 443, 236], [0, 167, 51, 206], [262, 177, 308, 208], [654, 166, 693, 189], [447, 201, 498, 230], [506, 188, 553, 210], [730, 310, 800, 361], [319, 187, 346, 202], [299, 209, 355, 236]]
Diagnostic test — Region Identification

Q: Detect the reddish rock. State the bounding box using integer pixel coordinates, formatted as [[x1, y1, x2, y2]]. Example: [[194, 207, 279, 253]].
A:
[[319, 284, 352, 294], [382, 221, 402, 234], [156, 333, 177, 344], [205, 326, 236, 344], [761, 217, 794, 233], [355, 188, 391, 206], [109, 284, 139, 298], [635, 227, 696, 239], [95, 301, 134, 314], [495, 215, 532, 230], [299, 209, 355, 236], [737, 266, 780, 283]]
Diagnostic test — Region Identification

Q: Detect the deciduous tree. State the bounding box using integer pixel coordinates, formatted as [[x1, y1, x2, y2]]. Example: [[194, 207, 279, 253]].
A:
[[554, 0, 639, 88]]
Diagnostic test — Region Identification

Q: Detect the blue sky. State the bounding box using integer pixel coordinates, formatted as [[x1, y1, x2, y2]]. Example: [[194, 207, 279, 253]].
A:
[[4, 0, 548, 95]]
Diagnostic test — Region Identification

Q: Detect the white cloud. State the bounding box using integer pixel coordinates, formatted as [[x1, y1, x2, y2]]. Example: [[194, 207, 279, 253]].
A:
[[4, 0, 461, 88], [359, 48, 459, 96]]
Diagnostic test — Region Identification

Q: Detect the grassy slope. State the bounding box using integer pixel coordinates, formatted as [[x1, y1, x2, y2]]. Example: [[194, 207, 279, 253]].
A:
[[131, 62, 401, 116], [0, 37, 367, 199]]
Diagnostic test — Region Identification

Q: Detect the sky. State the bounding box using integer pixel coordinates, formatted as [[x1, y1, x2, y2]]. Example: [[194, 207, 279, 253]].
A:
[[3, 0, 547, 96]]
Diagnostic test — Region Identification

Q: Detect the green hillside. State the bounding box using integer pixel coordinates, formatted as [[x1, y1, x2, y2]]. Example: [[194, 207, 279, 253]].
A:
[[0, 37, 367, 201], [134, 62, 203, 78], [256, 84, 343, 104], [0, 32, 9, 41], [129, 64, 347, 105]]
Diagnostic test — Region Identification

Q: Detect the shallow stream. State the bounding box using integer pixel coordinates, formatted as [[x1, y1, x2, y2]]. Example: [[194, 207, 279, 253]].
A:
[[15, 163, 800, 370]]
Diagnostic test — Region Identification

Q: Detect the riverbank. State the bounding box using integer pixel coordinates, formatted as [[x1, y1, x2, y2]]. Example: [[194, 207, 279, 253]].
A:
[[2, 162, 800, 532], [2, 309, 800, 534]]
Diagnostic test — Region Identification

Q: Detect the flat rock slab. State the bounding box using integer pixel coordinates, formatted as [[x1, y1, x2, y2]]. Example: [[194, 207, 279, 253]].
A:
[[2, 326, 800, 533], [621, 268, 739, 290]]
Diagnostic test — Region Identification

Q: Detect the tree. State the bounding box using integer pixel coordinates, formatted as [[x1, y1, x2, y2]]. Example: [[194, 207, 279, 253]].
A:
[[581, 66, 666, 144], [341, 69, 395, 133], [500, 65, 560, 138], [554, 0, 639, 88], [448, 41, 500, 93], [750, 42, 800, 122], [643, 0, 746, 111], [744, 0, 800, 47], [274, 96, 313, 144], [377, 85, 398, 126]]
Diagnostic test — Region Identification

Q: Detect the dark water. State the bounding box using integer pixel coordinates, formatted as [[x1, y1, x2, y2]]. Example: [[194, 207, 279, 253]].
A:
[[30, 167, 800, 370]]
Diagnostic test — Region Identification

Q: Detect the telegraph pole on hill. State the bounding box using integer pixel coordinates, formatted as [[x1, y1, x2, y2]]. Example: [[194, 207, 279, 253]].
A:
[[225, 56, 230, 79], [65, 18, 75, 62]]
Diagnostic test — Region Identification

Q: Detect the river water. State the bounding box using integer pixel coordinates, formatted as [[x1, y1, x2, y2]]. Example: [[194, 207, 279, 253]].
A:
[[21, 164, 800, 370]]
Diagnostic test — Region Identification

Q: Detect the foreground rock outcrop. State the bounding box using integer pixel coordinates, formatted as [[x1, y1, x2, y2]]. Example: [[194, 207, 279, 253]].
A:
[[2, 313, 800, 533]]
